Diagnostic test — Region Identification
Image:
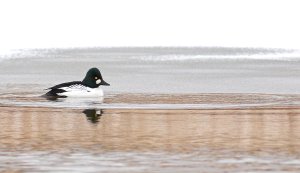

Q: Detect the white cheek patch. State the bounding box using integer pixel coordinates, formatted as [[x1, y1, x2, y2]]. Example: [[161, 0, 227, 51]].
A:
[[96, 79, 101, 84]]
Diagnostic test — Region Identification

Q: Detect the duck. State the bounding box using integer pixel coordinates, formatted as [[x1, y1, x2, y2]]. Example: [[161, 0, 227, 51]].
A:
[[45, 67, 110, 98]]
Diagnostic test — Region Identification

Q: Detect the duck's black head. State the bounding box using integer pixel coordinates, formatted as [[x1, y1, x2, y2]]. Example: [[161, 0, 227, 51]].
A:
[[82, 68, 110, 88]]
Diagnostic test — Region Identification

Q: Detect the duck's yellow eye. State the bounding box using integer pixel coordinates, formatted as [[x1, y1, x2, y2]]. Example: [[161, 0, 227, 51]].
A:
[[95, 76, 98, 80]]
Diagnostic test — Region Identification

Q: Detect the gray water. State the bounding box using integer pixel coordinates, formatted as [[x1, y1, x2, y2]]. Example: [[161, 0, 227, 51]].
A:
[[1, 47, 300, 173], [0, 47, 300, 94]]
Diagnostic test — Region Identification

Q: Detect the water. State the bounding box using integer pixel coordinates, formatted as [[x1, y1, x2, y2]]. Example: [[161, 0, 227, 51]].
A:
[[1, 47, 300, 172], [0, 47, 300, 94], [1, 107, 300, 172]]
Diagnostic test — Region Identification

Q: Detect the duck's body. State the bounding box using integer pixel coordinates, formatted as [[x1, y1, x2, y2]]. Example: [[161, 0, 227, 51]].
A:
[[46, 81, 104, 97], [45, 68, 109, 98]]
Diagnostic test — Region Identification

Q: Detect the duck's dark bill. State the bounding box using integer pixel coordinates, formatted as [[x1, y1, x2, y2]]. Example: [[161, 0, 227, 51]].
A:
[[100, 80, 110, 86]]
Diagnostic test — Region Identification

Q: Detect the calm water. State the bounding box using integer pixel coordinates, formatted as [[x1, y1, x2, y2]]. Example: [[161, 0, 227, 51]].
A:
[[1, 107, 300, 173], [1, 47, 300, 94], [1, 47, 300, 172]]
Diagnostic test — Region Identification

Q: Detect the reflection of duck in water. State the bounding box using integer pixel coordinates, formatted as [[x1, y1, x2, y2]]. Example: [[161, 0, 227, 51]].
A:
[[83, 109, 103, 123], [44, 68, 110, 98]]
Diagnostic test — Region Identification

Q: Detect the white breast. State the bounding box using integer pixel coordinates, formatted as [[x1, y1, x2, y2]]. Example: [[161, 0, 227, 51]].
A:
[[58, 84, 104, 97]]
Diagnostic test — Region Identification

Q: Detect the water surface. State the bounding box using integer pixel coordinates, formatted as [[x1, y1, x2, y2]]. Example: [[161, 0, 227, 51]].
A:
[[1, 47, 300, 94], [1, 47, 300, 172], [1, 107, 300, 173]]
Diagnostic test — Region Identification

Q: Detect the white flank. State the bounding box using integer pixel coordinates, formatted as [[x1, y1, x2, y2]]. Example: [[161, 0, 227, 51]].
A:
[[58, 85, 104, 97]]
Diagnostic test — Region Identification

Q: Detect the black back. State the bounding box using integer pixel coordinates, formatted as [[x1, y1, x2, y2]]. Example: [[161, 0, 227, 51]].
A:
[[45, 81, 84, 97], [48, 81, 84, 90]]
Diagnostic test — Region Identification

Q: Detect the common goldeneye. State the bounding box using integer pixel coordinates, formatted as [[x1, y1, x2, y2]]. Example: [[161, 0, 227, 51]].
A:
[[45, 67, 110, 97]]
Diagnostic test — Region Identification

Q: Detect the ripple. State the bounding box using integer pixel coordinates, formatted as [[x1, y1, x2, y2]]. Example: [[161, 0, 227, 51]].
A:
[[1, 150, 300, 173], [0, 92, 300, 110]]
